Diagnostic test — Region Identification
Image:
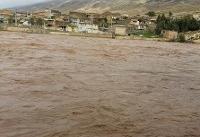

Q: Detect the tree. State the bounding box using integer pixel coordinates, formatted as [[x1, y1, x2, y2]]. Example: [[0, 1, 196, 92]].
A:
[[177, 33, 186, 42], [146, 11, 156, 17], [169, 11, 173, 17], [8, 16, 14, 25], [99, 18, 109, 29], [29, 17, 35, 26], [29, 17, 44, 27], [155, 13, 200, 35], [35, 18, 44, 27]]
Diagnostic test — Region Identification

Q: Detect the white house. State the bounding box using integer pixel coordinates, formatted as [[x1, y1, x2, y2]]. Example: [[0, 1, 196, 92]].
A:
[[76, 23, 99, 33], [129, 19, 146, 30]]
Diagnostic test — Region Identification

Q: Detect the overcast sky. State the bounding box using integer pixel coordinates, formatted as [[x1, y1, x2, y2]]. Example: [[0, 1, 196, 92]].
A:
[[0, 0, 49, 8]]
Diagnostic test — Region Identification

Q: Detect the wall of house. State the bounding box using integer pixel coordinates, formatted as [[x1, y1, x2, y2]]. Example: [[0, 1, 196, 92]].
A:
[[5, 26, 48, 33], [69, 32, 112, 38], [77, 24, 99, 33], [115, 26, 127, 36], [162, 30, 178, 40]]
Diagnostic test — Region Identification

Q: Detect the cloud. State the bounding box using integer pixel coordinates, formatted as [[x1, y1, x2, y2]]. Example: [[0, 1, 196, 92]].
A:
[[0, 0, 49, 8]]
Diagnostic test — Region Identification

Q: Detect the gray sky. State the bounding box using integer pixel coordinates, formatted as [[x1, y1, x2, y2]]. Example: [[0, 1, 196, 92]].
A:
[[0, 0, 49, 8]]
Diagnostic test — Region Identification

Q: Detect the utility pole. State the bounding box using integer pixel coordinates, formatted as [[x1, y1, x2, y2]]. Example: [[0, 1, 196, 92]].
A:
[[15, 9, 17, 26], [90, 14, 94, 25], [26, 11, 29, 18], [110, 16, 113, 32]]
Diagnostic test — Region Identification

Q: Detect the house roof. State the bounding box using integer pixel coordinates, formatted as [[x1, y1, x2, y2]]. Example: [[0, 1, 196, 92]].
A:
[[100, 11, 121, 18], [0, 9, 13, 16], [69, 11, 88, 19]]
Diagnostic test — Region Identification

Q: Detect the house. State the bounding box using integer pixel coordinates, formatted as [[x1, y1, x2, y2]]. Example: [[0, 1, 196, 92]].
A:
[[129, 18, 146, 30], [0, 9, 13, 24], [0, 9, 13, 17], [100, 11, 121, 25], [47, 9, 61, 19], [75, 23, 99, 33], [193, 12, 200, 21], [113, 25, 128, 36], [68, 11, 100, 33], [54, 16, 70, 31], [16, 11, 29, 18], [100, 11, 121, 19], [161, 30, 178, 40], [22, 21, 31, 27], [0, 16, 4, 23], [69, 11, 89, 25], [44, 18, 54, 27], [33, 10, 48, 18], [33, 9, 61, 19], [129, 19, 139, 26]]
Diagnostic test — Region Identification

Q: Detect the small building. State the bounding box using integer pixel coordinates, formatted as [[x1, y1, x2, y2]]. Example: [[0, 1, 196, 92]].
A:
[[49, 9, 61, 18], [76, 23, 99, 33], [113, 25, 127, 36], [33, 9, 61, 19], [193, 14, 200, 21], [69, 11, 89, 25], [100, 11, 121, 25], [68, 11, 100, 33], [0, 9, 13, 24], [162, 30, 178, 40], [0, 16, 4, 23], [44, 18, 54, 27], [33, 10, 48, 18]]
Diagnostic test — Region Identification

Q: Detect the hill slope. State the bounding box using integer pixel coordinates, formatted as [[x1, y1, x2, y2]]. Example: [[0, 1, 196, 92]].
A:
[[19, 0, 200, 15]]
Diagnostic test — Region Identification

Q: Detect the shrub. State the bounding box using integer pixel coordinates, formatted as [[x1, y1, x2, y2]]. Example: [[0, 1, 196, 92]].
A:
[[146, 11, 156, 17], [177, 33, 186, 43]]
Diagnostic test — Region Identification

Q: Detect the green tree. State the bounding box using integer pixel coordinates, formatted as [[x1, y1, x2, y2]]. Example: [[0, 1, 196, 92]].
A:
[[29, 17, 35, 26], [99, 18, 109, 29], [155, 13, 200, 35], [146, 11, 156, 17], [8, 16, 14, 25], [35, 18, 44, 27], [169, 11, 173, 17]]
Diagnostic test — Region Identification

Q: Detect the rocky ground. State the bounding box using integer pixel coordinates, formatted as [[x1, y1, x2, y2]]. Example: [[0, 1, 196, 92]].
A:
[[0, 31, 200, 137]]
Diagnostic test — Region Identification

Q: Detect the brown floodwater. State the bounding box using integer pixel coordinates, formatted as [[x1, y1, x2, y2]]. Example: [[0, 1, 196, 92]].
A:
[[0, 31, 200, 137]]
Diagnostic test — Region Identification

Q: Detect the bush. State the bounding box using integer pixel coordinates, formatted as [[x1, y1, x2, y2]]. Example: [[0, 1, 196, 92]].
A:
[[177, 33, 186, 43], [146, 11, 156, 17], [0, 26, 3, 31]]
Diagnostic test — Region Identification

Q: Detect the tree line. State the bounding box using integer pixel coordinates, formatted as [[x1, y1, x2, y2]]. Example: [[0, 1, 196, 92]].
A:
[[155, 13, 200, 35]]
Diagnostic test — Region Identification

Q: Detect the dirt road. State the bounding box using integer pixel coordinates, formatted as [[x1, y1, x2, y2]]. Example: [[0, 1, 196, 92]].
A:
[[0, 32, 200, 137]]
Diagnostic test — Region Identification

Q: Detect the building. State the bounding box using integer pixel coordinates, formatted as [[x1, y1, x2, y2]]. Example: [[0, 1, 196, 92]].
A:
[[0, 9, 14, 24], [0, 16, 4, 23], [76, 23, 99, 33], [33, 11, 48, 18], [69, 11, 89, 25], [193, 12, 200, 21], [113, 25, 127, 36], [33, 9, 61, 19], [49, 9, 61, 18], [69, 11, 100, 33], [161, 30, 178, 40]]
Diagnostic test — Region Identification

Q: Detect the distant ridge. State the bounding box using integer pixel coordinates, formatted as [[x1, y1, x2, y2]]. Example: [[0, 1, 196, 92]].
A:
[[19, 0, 200, 15]]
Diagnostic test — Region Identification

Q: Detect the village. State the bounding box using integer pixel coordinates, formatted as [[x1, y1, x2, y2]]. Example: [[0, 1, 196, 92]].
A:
[[0, 9, 156, 37], [0, 8, 200, 41]]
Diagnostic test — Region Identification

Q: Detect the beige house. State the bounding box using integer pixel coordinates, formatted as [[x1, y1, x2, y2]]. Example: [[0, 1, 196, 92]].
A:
[[113, 25, 127, 36], [162, 30, 178, 40]]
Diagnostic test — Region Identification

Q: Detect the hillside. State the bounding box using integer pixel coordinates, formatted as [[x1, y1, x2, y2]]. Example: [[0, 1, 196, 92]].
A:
[[19, 0, 200, 15]]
